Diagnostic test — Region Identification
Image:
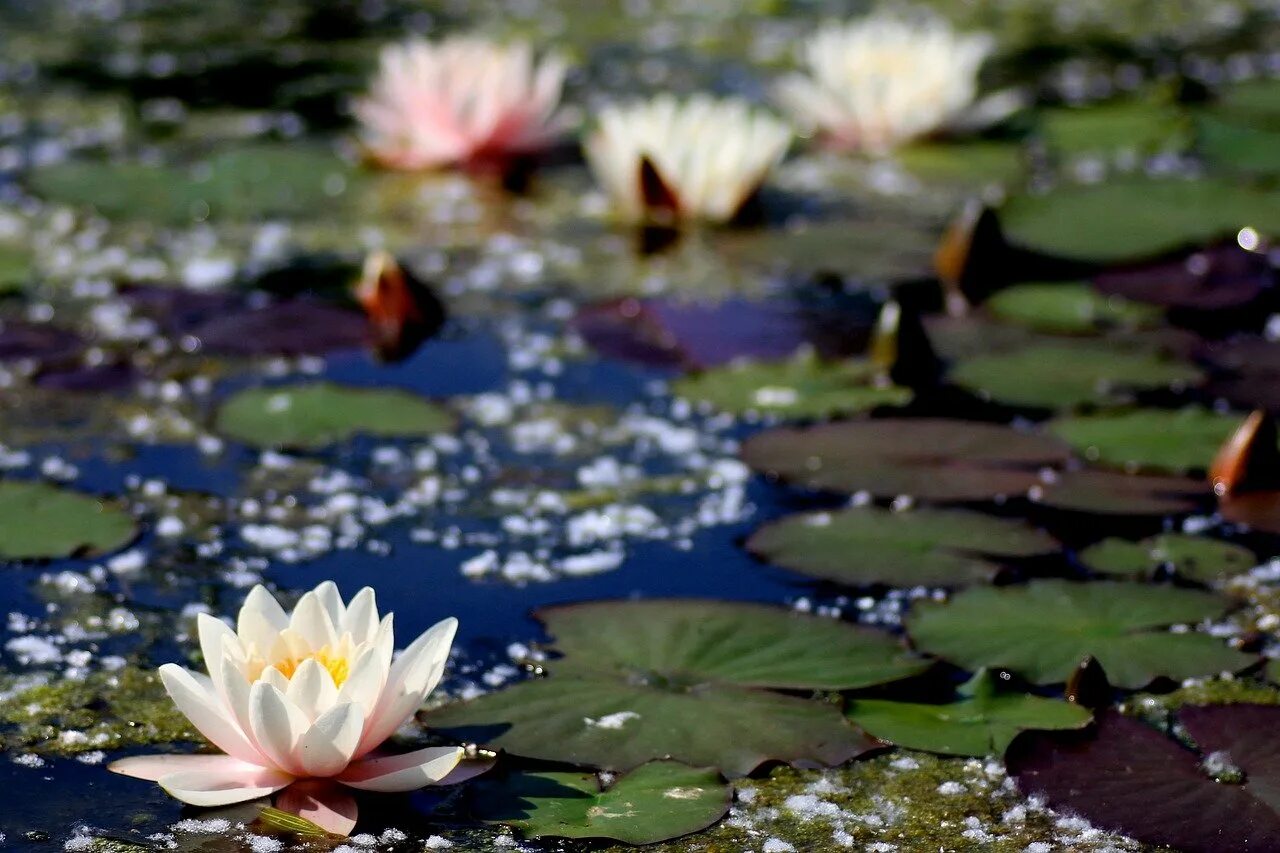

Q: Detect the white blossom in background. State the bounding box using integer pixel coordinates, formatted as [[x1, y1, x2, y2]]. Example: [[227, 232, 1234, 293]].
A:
[[354, 37, 568, 171], [585, 95, 793, 224], [110, 582, 487, 829], [776, 14, 1005, 155]]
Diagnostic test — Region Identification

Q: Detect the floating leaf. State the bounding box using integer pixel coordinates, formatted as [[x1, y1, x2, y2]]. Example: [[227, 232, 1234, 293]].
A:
[[1009, 706, 1280, 852], [895, 141, 1026, 185], [256, 807, 329, 837], [1031, 469, 1208, 516], [1049, 408, 1246, 473], [470, 762, 730, 844], [0, 321, 82, 364], [716, 219, 935, 283], [1039, 100, 1190, 156], [0, 480, 135, 560], [746, 507, 1057, 588], [907, 580, 1250, 688], [1079, 534, 1256, 582], [985, 282, 1161, 335], [215, 382, 455, 450], [425, 600, 925, 776], [190, 301, 371, 357], [846, 669, 1091, 756], [998, 179, 1280, 264], [741, 419, 1070, 501], [951, 341, 1200, 409], [0, 245, 32, 295], [1197, 114, 1280, 176], [672, 354, 910, 419], [1094, 242, 1270, 311]]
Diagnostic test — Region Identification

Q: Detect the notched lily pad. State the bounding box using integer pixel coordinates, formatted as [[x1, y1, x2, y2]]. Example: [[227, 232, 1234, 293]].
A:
[[741, 419, 1070, 502], [470, 761, 731, 844], [985, 282, 1162, 335], [215, 382, 455, 450], [1049, 408, 1246, 474], [1009, 706, 1280, 852], [1079, 534, 1256, 582], [0, 480, 135, 560], [672, 353, 910, 419], [906, 579, 1250, 688], [847, 669, 1092, 757], [746, 506, 1058, 588], [1030, 469, 1209, 516], [424, 599, 925, 776], [950, 341, 1200, 410]]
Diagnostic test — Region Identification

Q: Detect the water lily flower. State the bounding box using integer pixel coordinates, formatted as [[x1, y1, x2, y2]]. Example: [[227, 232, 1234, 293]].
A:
[[584, 94, 793, 225], [110, 582, 479, 813], [776, 14, 1007, 155], [354, 36, 568, 171]]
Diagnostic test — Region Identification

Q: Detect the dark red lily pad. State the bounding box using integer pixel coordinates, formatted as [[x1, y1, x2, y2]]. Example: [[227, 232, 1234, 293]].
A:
[[0, 321, 83, 364], [574, 297, 871, 371], [1203, 337, 1280, 412], [1094, 241, 1271, 311], [33, 361, 138, 393], [188, 300, 371, 356], [1030, 469, 1209, 515], [1009, 706, 1280, 852], [741, 419, 1071, 501], [120, 284, 245, 334]]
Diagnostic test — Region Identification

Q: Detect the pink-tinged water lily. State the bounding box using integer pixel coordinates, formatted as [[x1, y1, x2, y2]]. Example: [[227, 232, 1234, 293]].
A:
[[110, 582, 483, 822], [354, 36, 568, 172], [776, 14, 1010, 155], [584, 94, 792, 225]]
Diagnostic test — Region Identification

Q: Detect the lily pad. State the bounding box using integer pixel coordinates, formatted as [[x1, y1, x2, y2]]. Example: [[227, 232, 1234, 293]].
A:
[[189, 301, 371, 357], [0, 480, 135, 560], [985, 282, 1162, 335], [0, 321, 82, 364], [1094, 242, 1270, 311], [746, 507, 1058, 588], [741, 419, 1071, 502], [0, 245, 32, 295], [998, 178, 1280, 264], [672, 354, 910, 419], [470, 762, 731, 844], [950, 342, 1200, 409], [1009, 706, 1280, 852], [906, 579, 1250, 687], [1048, 408, 1246, 473], [215, 382, 455, 450], [1030, 469, 1208, 516], [1039, 99, 1190, 156], [895, 141, 1026, 185], [1079, 534, 1256, 582], [716, 219, 935, 283], [425, 600, 925, 776], [846, 669, 1092, 757]]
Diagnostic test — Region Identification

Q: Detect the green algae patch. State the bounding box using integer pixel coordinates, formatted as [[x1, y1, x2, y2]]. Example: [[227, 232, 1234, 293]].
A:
[[0, 666, 199, 755]]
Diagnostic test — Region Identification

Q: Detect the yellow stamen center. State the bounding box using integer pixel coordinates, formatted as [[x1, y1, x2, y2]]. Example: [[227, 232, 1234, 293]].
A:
[[271, 646, 351, 687]]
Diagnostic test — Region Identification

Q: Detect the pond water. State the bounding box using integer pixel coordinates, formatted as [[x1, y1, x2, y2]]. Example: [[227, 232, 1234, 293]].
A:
[[3, 1, 1280, 852]]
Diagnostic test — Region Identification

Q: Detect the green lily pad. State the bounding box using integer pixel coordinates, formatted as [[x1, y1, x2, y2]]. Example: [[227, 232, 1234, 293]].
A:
[[0, 245, 32, 295], [28, 144, 360, 225], [470, 761, 730, 844], [0, 480, 135, 560], [746, 507, 1058, 588], [895, 140, 1026, 185], [216, 382, 455, 450], [741, 419, 1071, 502], [1078, 534, 1256, 582], [672, 354, 911, 419], [716, 218, 935, 283], [985, 283, 1162, 335], [424, 599, 926, 776], [1030, 469, 1208, 516], [1039, 100, 1190, 156], [1196, 114, 1280, 177], [1048, 408, 1245, 473], [907, 580, 1251, 688], [998, 178, 1280, 263], [846, 669, 1092, 756], [950, 342, 1201, 409]]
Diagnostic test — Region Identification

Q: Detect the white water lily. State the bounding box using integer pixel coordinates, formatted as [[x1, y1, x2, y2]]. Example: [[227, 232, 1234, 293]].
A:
[[110, 582, 476, 808], [585, 95, 792, 224], [354, 36, 568, 171], [776, 14, 1001, 155]]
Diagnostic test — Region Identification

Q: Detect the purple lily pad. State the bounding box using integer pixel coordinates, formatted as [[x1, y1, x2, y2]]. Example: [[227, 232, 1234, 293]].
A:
[[1009, 706, 1280, 852], [120, 284, 245, 334], [574, 297, 870, 371], [188, 300, 371, 356], [0, 321, 83, 364], [34, 361, 138, 393], [1094, 242, 1270, 311]]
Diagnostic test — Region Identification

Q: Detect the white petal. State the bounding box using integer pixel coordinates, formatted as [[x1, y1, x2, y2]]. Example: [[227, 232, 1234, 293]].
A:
[[312, 581, 345, 628], [286, 658, 339, 722], [159, 758, 293, 807], [196, 614, 239, 688], [110, 753, 241, 782], [338, 746, 463, 792], [289, 592, 338, 651], [238, 586, 288, 652], [336, 646, 388, 719], [295, 702, 364, 777], [249, 681, 311, 775], [341, 588, 379, 644], [158, 664, 262, 764], [355, 617, 456, 757]]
